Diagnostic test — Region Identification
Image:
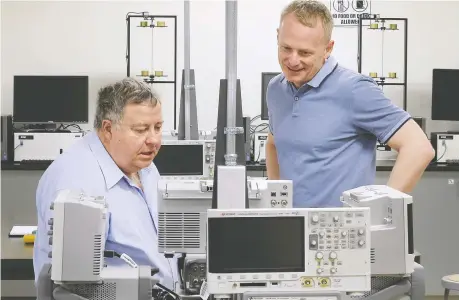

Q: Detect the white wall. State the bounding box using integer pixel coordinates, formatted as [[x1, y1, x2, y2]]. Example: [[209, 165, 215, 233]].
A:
[[2, 0, 459, 134]]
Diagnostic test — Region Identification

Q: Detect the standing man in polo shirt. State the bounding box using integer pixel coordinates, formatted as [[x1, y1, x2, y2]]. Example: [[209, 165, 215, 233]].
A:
[[266, 0, 434, 208]]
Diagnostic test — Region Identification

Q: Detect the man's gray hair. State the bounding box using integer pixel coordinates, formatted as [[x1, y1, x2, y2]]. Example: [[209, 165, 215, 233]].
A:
[[94, 77, 160, 129]]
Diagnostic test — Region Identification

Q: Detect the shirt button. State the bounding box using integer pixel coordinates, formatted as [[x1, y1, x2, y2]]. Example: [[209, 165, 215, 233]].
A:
[[294, 96, 299, 101]]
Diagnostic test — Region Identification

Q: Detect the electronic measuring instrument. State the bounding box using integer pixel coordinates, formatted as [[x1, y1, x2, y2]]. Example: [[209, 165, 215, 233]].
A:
[[158, 178, 292, 295], [154, 140, 216, 179], [431, 132, 459, 164], [14, 132, 84, 162], [206, 207, 372, 294], [36, 189, 178, 300], [341, 185, 415, 276], [157, 178, 293, 255], [160, 183, 418, 298]]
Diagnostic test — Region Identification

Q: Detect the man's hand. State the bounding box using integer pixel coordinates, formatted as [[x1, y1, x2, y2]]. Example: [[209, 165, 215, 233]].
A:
[[386, 119, 435, 193], [266, 133, 280, 179]]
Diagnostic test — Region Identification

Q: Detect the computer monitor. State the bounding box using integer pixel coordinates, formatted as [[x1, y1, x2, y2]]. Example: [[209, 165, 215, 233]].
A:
[[431, 69, 459, 121], [261, 72, 280, 120], [13, 75, 89, 123]]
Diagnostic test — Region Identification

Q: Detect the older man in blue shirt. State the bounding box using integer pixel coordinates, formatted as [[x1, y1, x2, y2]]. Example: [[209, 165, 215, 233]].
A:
[[266, 0, 435, 208], [33, 78, 178, 289]]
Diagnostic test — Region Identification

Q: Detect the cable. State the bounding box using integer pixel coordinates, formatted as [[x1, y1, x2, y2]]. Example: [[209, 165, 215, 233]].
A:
[[61, 124, 82, 131], [430, 141, 447, 165], [103, 250, 138, 268], [249, 123, 269, 162], [177, 254, 186, 290], [153, 283, 181, 300], [255, 142, 264, 163], [250, 114, 261, 123], [120, 253, 138, 268], [167, 257, 178, 293], [125, 12, 150, 70], [15, 141, 23, 150]]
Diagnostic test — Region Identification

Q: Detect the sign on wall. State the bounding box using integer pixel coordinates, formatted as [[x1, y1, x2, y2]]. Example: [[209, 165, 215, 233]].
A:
[[329, 0, 371, 26]]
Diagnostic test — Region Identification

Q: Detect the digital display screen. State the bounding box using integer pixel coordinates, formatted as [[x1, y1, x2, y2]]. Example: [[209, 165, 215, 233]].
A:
[[431, 69, 459, 121], [153, 144, 204, 175], [208, 216, 305, 273], [14, 76, 89, 123], [261, 72, 280, 120]]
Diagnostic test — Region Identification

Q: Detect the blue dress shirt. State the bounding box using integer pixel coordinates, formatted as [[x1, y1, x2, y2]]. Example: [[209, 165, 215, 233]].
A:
[[33, 131, 178, 289]]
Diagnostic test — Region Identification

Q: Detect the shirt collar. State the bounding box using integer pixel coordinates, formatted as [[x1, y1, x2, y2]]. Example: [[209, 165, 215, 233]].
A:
[[86, 131, 154, 190], [307, 55, 338, 88], [280, 55, 338, 90]]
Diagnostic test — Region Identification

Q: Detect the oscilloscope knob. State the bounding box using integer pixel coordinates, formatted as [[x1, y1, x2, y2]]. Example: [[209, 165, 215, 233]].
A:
[[315, 252, 324, 260], [311, 214, 319, 224]]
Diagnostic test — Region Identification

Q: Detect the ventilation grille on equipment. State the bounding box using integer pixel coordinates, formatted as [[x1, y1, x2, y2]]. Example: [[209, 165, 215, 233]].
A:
[[68, 283, 116, 300], [93, 234, 102, 275], [370, 248, 376, 264], [158, 213, 201, 249], [349, 276, 404, 298], [147, 287, 152, 298]]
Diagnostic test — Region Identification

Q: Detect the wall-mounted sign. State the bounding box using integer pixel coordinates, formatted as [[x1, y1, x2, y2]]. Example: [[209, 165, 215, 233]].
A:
[[330, 0, 372, 26]]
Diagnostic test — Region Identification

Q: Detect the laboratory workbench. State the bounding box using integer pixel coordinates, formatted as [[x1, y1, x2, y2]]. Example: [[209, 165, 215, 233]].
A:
[[245, 160, 459, 172], [1, 220, 35, 279], [2, 159, 459, 297], [3, 160, 459, 172], [1, 218, 37, 299]]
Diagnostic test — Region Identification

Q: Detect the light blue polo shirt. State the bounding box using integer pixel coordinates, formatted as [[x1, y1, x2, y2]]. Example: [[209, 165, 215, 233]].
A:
[[266, 56, 411, 208]]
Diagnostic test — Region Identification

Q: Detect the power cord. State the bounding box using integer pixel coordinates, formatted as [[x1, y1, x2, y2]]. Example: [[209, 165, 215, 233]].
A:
[[104, 250, 138, 268], [153, 282, 181, 300], [104, 250, 181, 299], [430, 140, 447, 164], [177, 254, 186, 290], [58, 124, 82, 131], [250, 121, 269, 163], [15, 140, 23, 150], [167, 257, 180, 293]]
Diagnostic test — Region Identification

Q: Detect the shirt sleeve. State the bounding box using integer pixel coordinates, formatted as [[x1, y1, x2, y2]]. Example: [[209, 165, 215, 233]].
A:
[[268, 110, 274, 135], [266, 80, 275, 135], [351, 76, 411, 144]]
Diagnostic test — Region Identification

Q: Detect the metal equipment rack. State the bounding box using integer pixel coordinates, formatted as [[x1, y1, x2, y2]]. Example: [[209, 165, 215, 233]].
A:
[[125, 13, 178, 128], [357, 16, 408, 110]]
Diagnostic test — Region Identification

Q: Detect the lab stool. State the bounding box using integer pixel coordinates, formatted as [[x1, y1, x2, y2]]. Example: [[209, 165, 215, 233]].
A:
[[442, 274, 459, 300]]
